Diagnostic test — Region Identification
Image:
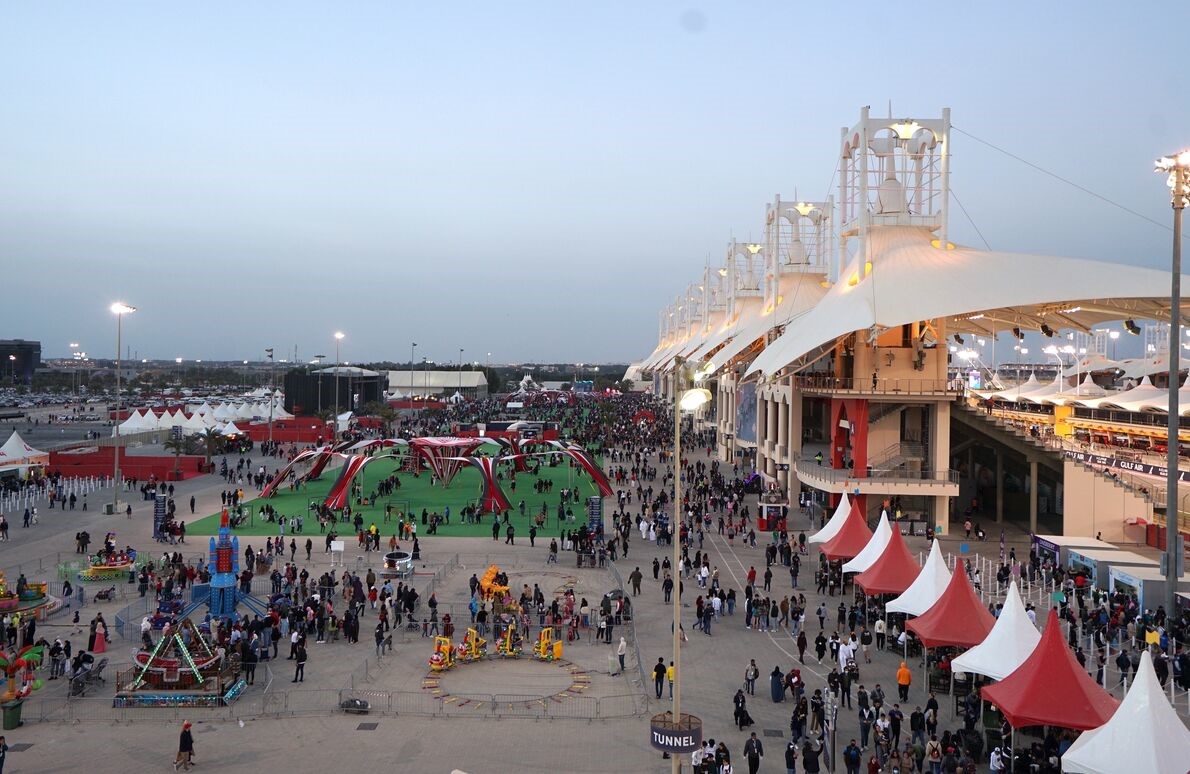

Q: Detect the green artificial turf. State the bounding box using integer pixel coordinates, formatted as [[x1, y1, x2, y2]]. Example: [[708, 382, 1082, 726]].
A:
[[185, 456, 605, 538]]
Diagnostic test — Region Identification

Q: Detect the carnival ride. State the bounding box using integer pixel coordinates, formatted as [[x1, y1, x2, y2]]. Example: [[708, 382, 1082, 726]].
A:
[[0, 571, 56, 618], [114, 617, 244, 708], [456, 628, 487, 663], [533, 627, 561, 662], [494, 623, 524, 659], [428, 636, 456, 672], [78, 541, 138, 582]]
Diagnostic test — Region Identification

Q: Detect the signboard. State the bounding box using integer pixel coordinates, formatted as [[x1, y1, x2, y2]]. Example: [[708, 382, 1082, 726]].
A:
[[153, 494, 167, 540], [586, 496, 603, 536], [650, 712, 703, 753], [330, 540, 345, 553], [1063, 450, 1190, 483], [734, 381, 758, 444]]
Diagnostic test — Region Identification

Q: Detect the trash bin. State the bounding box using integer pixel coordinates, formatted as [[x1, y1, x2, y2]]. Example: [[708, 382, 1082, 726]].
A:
[[608, 652, 619, 675], [2, 700, 23, 730], [103, 503, 115, 515]]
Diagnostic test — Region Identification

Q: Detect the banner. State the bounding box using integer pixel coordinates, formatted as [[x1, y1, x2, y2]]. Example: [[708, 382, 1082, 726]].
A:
[[1063, 450, 1190, 483]]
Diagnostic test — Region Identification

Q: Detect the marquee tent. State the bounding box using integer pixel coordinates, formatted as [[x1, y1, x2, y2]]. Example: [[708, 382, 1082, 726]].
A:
[[115, 410, 148, 435], [0, 431, 49, 469], [235, 403, 255, 420], [1061, 650, 1190, 774], [808, 494, 852, 544], [905, 565, 994, 649], [819, 505, 873, 561], [854, 526, 921, 596], [183, 412, 207, 435], [213, 403, 234, 421], [841, 511, 892, 573], [222, 422, 243, 436], [950, 582, 1039, 681], [886, 541, 952, 616], [982, 609, 1118, 730]]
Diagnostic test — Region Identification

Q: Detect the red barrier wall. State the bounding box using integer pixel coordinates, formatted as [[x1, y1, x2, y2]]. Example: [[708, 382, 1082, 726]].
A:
[[49, 447, 205, 482]]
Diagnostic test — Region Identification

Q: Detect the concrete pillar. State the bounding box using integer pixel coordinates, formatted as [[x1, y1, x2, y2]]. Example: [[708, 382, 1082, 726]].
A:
[[995, 451, 1004, 523], [1029, 459, 1039, 533], [931, 400, 952, 535]]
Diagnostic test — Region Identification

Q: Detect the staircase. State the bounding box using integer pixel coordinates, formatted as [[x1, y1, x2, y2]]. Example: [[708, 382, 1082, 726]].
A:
[[867, 441, 926, 474], [953, 401, 1057, 457], [1069, 459, 1157, 506]]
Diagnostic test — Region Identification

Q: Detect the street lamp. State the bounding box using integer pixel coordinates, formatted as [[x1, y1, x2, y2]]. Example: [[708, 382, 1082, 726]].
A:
[[6, 355, 14, 384], [265, 347, 275, 446], [663, 355, 712, 773], [110, 302, 136, 515], [459, 347, 464, 400], [410, 342, 418, 402], [334, 332, 345, 438], [313, 354, 326, 417], [1156, 148, 1190, 633]]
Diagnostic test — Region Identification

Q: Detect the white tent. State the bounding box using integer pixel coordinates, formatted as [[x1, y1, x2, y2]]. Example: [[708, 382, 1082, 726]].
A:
[[950, 582, 1040, 681], [0, 431, 49, 468], [1061, 650, 1190, 774], [447, 391, 465, 405], [116, 410, 148, 434], [981, 373, 1040, 401], [222, 422, 243, 436], [195, 401, 213, 416], [235, 403, 255, 420], [272, 404, 294, 420], [201, 412, 219, 428], [213, 403, 235, 421], [183, 412, 207, 435], [808, 493, 852, 544], [1017, 375, 1068, 404], [841, 512, 893, 573], [886, 540, 952, 616]]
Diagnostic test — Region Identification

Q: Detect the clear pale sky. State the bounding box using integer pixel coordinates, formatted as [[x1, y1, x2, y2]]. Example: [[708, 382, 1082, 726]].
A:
[[2, 2, 1188, 364]]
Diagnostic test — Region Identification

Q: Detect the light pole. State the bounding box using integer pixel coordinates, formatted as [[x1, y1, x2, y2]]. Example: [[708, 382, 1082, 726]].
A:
[[6, 355, 14, 384], [458, 348, 464, 400], [334, 332, 345, 438], [110, 302, 136, 515], [1109, 330, 1120, 361], [410, 342, 418, 402], [665, 356, 712, 772], [1156, 148, 1190, 635], [265, 348, 275, 446], [69, 342, 80, 398], [314, 354, 326, 416]]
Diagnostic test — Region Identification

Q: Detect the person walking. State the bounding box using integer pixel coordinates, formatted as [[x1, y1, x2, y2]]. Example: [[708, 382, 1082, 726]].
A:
[[616, 636, 627, 672], [292, 640, 307, 682], [174, 721, 195, 770], [744, 659, 759, 695], [784, 738, 799, 774], [896, 661, 912, 702], [653, 657, 666, 699], [742, 732, 764, 774]]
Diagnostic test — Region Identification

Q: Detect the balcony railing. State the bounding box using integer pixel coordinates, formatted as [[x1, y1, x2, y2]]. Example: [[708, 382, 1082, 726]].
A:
[[793, 376, 963, 396], [796, 458, 960, 486]]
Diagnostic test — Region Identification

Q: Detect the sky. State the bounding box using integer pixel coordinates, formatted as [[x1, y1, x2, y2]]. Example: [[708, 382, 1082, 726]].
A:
[[3, 2, 1189, 366]]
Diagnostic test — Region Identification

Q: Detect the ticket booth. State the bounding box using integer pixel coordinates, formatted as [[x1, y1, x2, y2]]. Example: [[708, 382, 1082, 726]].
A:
[[1065, 548, 1157, 590], [1032, 534, 1115, 566], [1110, 566, 1190, 610]]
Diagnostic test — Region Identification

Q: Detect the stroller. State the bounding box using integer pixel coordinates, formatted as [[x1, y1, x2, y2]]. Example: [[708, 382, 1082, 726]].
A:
[[844, 657, 860, 682]]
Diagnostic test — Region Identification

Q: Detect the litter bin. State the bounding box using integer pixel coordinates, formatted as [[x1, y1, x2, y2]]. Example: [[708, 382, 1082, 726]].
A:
[[103, 503, 115, 515], [608, 652, 619, 675], [2, 700, 23, 730]]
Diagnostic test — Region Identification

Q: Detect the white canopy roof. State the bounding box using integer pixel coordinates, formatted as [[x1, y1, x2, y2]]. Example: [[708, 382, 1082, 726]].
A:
[[1038, 374, 1107, 405], [979, 373, 1041, 401], [807, 493, 851, 544], [195, 401, 213, 416], [703, 275, 830, 375], [0, 431, 48, 465], [886, 540, 952, 616], [183, 412, 207, 434], [950, 582, 1040, 681], [1062, 650, 1190, 774], [1017, 375, 1068, 404], [748, 225, 1187, 378], [235, 403, 255, 419], [841, 512, 893, 573], [115, 410, 147, 433], [272, 404, 294, 420], [222, 422, 243, 436], [213, 403, 235, 421], [1061, 353, 1121, 379]]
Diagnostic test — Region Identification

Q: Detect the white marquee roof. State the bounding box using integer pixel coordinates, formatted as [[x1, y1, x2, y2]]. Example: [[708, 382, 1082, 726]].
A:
[[0, 431, 47, 464], [807, 493, 851, 544], [1062, 650, 1190, 774], [886, 540, 952, 616], [748, 226, 1188, 378], [841, 511, 892, 573], [950, 582, 1040, 681]]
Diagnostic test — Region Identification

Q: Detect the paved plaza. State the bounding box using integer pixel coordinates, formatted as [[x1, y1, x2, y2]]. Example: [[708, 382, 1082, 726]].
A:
[[2, 429, 1127, 774]]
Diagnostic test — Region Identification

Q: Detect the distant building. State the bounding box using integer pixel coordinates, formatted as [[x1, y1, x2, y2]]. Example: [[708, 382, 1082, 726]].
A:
[[283, 366, 386, 415], [0, 339, 41, 385], [387, 370, 488, 399]]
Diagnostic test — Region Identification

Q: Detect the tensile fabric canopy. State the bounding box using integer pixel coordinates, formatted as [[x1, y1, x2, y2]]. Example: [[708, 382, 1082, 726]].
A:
[[808, 493, 850, 544], [950, 582, 1039, 681], [819, 503, 872, 561], [886, 540, 951, 616]]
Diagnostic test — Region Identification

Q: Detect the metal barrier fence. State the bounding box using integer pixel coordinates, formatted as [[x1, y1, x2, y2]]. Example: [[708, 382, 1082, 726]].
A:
[[606, 561, 648, 689], [21, 690, 648, 723]]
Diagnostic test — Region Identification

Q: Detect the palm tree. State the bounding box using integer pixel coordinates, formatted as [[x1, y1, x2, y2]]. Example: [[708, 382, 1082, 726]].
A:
[[197, 427, 226, 470], [163, 436, 188, 479]]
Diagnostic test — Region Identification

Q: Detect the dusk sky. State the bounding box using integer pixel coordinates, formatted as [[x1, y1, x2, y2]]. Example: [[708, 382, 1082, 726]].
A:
[[3, 3, 1188, 365]]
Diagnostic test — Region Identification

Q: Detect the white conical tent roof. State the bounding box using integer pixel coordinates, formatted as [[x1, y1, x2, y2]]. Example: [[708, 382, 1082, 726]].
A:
[[841, 512, 893, 573], [886, 540, 953, 616], [272, 404, 294, 420], [235, 402, 255, 419], [1062, 650, 1190, 774], [808, 493, 851, 544], [183, 412, 207, 434], [222, 422, 243, 436], [195, 401, 212, 415], [0, 430, 48, 464], [213, 403, 234, 421], [116, 410, 146, 433], [951, 582, 1040, 681], [201, 412, 219, 427]]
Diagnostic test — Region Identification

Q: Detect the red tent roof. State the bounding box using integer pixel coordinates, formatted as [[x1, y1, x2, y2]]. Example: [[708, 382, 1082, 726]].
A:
[[905, 565, 994, 648], [819, 503, 873, 561], [981, 609, 1119, 730], [855, 526, 921, 596]]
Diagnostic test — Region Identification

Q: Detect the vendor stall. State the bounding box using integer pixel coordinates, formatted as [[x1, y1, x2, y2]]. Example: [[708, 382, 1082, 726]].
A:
[[1031, 534, 1114, 566], [1065, 548, 1156, 590], [1109, 565, 1190, 611]]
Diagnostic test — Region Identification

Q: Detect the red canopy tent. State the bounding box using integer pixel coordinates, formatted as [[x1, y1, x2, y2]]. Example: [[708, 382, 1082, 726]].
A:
[[855, 527, 921, 596], [819, 504, 873, 561], [982, 608, 1119, 730], [905, 565, 995, 648]]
